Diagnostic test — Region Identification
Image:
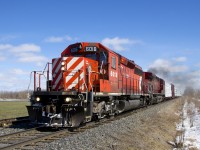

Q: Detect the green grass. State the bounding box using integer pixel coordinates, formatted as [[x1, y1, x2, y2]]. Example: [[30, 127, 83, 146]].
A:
[[0, 101, 30, 119]]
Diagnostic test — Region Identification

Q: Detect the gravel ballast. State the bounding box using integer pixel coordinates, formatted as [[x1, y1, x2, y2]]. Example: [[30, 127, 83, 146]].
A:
[[38, 98, 182, 150], [0, 128, 25, 136]]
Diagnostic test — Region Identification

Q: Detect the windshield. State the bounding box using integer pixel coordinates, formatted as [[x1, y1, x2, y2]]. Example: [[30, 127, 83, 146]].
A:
[[64, 53, 82, 57], [85, 53, 97, 60]]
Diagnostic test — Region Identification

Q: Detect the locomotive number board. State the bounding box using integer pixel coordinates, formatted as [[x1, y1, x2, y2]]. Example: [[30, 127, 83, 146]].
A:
[[85, 46, 97, 52]]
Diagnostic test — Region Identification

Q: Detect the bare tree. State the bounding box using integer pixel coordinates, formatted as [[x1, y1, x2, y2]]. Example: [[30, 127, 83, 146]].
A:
[[0, 91, 29, 99], [184, 86, 196, 97]]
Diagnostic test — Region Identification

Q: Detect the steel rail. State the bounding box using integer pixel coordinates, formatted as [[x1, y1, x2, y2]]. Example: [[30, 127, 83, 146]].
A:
[[0, 128, 69, 150], [0, 116, 30, 127]]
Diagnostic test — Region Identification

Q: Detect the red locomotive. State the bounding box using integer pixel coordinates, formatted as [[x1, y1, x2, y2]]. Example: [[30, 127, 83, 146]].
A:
[[27, 42, 176, 127]]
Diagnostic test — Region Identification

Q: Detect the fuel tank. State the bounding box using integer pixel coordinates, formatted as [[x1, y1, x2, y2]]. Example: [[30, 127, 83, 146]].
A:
[[116, 100, 141, 113]]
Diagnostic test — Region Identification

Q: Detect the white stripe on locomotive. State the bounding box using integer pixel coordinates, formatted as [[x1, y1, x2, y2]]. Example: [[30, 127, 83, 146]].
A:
[[52, 57, 67, 89], [65, 59, 84, 90], [65, 59, 84, 82], [67, 57, 79, 70], [52, 58, 59, 72], [52, 73, 62, 89]]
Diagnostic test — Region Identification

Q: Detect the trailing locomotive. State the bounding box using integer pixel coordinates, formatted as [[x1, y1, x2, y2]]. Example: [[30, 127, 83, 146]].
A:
[[27, 42, 177, 127]]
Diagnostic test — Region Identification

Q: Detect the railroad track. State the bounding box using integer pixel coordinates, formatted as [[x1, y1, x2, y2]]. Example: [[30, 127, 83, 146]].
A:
[[0, 110, 144, 149], [0, 120, 109, 150], [0, 116, 30, 127], [0, 126, 72, 150], [0, 99, 174, 150]]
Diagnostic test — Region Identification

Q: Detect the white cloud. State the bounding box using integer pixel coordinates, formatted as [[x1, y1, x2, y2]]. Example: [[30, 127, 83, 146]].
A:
[[0, 43, 40, 52], [0, 68, 47, 91], [65, 35, 73, 41], [0, 43, 48, 66], [102, 37, 143, 51], [0, 35, 17, 42], [173, 56, 187, 62], [0, 55, 6, 61], [195, 63, 200, 67], [173, 70, 200, 90], [12, 69, 29, 75], [148, 58, 200, 91], [149, 59, 188, 73], [0, 44, 12, 50], [0, 71, 29, 91], [0, 45, 12, 60], [44, 36, 64, 43], [15, 52, 48, 66], [10, 44, 40, 52], [0, 43, 49, 91], [44, 35, 75, 43]]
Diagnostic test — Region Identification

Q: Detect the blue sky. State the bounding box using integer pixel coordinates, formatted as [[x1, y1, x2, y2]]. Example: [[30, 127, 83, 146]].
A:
[[0, 0, 200, 91]]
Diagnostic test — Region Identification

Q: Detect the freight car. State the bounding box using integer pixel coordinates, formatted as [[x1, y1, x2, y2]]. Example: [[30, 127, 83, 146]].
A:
[[27, 42, 176, 127], [142, 72, 165, 104], [165, 82, 175, 99]]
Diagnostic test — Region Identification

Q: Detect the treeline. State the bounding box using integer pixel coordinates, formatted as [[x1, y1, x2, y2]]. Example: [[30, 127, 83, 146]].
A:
[[184, 86, 200, 97], [0, 91, 30, 99]]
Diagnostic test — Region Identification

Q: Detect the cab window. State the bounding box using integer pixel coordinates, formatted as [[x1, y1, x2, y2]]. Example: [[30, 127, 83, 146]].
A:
[[85, 53, 97, 60], [111, 57, 116, 69], [100, 51, 107, 64]]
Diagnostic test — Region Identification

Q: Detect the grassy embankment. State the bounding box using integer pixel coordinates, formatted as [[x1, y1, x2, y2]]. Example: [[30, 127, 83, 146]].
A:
[[0, 101, 30, 119], [110, 98, 183, 150]]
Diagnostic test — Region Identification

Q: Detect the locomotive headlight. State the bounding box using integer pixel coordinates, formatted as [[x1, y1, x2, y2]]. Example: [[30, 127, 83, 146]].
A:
[[36, 97, 40, 102], [61, 61, 65, 65], [65, 97, 72, 103], [61, 66, 65, 71]]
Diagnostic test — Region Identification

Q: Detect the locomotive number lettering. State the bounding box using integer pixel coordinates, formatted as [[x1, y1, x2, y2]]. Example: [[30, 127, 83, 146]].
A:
[[110, 71, 118, 78], [85, 46, 97, 52]]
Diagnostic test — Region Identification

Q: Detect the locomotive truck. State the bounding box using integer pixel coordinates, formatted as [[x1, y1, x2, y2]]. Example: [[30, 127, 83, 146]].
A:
[[27, 42, 176, 127]]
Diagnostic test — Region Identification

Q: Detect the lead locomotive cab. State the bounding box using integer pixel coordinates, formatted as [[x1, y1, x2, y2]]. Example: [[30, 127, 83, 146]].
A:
[[27, 42, 146, 127]]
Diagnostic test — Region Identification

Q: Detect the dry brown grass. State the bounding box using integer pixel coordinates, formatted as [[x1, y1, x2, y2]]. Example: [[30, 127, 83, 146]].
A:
[[106, 98, 183, 150]]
